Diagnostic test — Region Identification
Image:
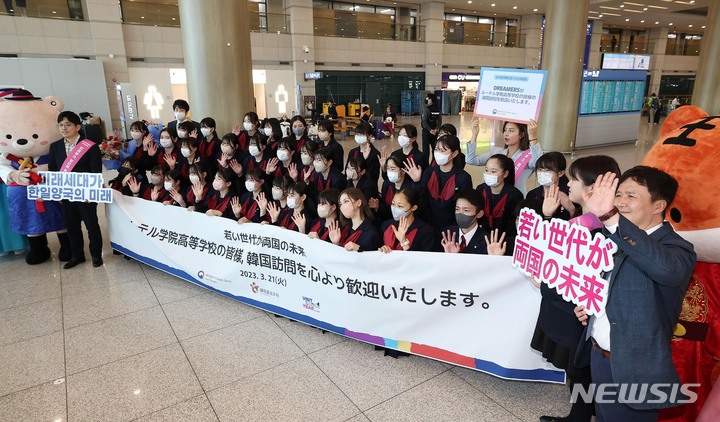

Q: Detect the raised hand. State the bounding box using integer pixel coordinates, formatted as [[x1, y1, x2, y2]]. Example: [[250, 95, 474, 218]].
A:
[[378, 148, 389, 169], [440, 230, 461, 253], [192, 181, 204, 201], [164, 153, 176, 169], [392, 215, 410, 244], [288, 163, 298, 181], [302, 167, 314, 183], [484, 229, 507, 256], [266, 157, 279, 175], [142, 133, 154, 149], [403, 156, 422, 182], [292, 210, 307, 233], [267, 201, 281, 223], [527, 119, 539, 143], [190, 129, 198, 138], [218, 153, 230, 168], [122, 171, 133, 186], [558, 191, 576, 216], [231, 196, 242, 218], [582, 172, 619, 219], [169, 188, 185, 206], [128, 177, 140, 194], [150, 187, 160, 202], [328, 220, 342, 245], [542, 184, 561, 218], [147, 142, 158, 157], [470, 118, 480, 140], [256, 192, 268, 216], [229, 159, 243, 176]]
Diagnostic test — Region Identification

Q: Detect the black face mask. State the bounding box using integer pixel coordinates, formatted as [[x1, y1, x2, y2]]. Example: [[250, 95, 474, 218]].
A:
[[455, 213, 476, 229], [118, 167, 133, 176]]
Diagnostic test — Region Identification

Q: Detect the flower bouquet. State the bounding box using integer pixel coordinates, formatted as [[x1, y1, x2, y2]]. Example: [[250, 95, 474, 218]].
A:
[[100, 135, 127, 170]]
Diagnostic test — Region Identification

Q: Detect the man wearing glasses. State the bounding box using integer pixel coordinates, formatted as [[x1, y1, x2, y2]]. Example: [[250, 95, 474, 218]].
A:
[[48, 111, 104, 269]]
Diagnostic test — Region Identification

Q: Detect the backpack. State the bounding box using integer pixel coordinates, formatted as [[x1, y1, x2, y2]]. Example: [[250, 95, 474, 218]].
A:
[[650, 97, 659, 110], [427, 109, 440, 130]]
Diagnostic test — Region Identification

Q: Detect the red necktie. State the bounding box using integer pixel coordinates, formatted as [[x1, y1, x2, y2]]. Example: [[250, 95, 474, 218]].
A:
[[459, 236, 467, 252]]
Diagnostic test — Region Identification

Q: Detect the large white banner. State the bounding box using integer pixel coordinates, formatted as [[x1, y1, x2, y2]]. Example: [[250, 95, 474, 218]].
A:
[[107, 195, 565, 384]]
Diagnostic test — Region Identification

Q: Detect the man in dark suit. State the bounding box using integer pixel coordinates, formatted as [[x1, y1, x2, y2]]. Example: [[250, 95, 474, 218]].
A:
[[575, 166, 697, 421], [167, 99, 203, 140], [48, 111, 104, 269]]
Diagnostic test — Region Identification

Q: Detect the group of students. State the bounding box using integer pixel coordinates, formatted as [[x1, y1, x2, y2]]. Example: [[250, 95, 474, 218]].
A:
[[108, 99, 562, 257]]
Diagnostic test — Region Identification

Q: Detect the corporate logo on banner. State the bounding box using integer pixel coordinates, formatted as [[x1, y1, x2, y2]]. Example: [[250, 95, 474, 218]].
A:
[[303, 297, 321, 312], [251, 282, 280, 298]]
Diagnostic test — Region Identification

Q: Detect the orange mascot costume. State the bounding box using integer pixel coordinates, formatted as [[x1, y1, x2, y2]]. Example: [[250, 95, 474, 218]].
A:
[[642, 105, 720, 421]]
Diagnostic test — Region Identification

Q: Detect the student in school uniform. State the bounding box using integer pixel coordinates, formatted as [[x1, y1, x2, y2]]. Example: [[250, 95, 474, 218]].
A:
[[232, 169, 269, 224], [378, 188, 435, 253], [198, 117, 220, 161], [347, 121, 380, 183], [475, 154, 523, 254], [177, 136, 201, 182], [265, 139, 298, 182], [331, 188, 381, 252], [308, 188, 340, 243], [127, 120, 152, 181], [296, 140, 319, 183], [346, 156, 379, 205], [167, 99, 203, 141], [525, 151, 575, 221], [235, 112, 264, 154], [216, 133, 246, 181], [176, 120, 196, 144], [131, 164, 171, 203], [109, 157, 144, 197], [440, 189, 504, 255], [270, 181, 316, 233], [316, 119, 344, 173], [162, 169, 186, 206], [268, 175, 292, 213], [263, 118, 284, 156], [371, 154, 414, 225], [380, 124, 427, 181], [143, 128, 180, 172], [285, 115, 311, 153], [308, 147, 347, 202], [183, 162, 210, 210], [405, 135, 473, 233], [243, 134, 269, 174], [194, 167, 238, 219]]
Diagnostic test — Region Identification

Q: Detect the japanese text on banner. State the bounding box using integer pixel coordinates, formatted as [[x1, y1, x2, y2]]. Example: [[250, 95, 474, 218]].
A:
[[511, 208, 618, 315]]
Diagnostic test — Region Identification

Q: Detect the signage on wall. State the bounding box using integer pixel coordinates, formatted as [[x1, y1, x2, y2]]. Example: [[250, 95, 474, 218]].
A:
[[442, 72, 480, 82], [304, 72, 322, 80], [275, 85, 289, 114], [143, 85, 164, 119]]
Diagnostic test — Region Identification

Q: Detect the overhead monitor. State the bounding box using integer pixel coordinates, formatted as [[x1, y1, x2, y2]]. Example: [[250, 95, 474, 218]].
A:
[[602, 53, 650, 70]]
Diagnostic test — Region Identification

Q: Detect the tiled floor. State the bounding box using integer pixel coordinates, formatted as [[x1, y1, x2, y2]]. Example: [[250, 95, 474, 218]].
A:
[[0, 114, 662, 422]]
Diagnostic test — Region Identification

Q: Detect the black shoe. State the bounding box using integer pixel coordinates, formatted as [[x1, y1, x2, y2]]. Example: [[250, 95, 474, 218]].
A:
[[539, 416, 568, 422], [56, 232, 71, 262], [92, 257, 103, 267], [26, 235, 51, 265], [63, 257, 86, 269]]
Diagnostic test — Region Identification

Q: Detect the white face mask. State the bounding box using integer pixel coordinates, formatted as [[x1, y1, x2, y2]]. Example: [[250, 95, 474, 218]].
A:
[[300, 153, 312, 166], [181, 147, 191, 158], [318, 131, 330, 142], [434, 151, 451, 166], [177, 129, 187, 139], [130, 131, 143, 141], [174, 111, 186, 121], [387, 170, 400, 183], [483, 173, 500, 187], [201, 127, 212, 137], [317, 204, 330, 219], [398, 135, 411, 148], [160, 138, 173, 149], [213, 179, 225, 191], [245, 181, 257, 192], [263, 127, 273, 137], [314, 161, 326, 173], [355, 135, 368, 145], [189, 174, 200, 185], [164, 181, 173, 191], [272, 188, 284, 200], [249, 145, 261, 157], [346, 169, 357, 181], [221, 144, 233, 155], [277, 149, 290, 161], [537, 171, 553, 187], [243, 122, 254, 132], [151, 175, 162, 186], [537, 171, 555, 187], [391, 205, 407, 221], [286, 196, 297, 209]]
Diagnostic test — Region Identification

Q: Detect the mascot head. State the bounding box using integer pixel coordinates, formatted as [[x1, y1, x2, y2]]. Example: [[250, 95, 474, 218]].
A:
[[0, 89, 64, 159], [642, 105, 720, 263]]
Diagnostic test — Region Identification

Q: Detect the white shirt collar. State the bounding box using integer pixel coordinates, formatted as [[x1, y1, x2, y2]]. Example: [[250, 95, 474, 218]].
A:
[[459, 223, 479, 245], [65, 135, 81, 145], [646, 222, 664, 235]]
